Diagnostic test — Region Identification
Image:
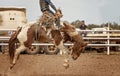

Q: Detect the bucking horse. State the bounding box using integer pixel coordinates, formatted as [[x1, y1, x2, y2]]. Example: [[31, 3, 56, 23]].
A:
[[8, 9, 87, 69]]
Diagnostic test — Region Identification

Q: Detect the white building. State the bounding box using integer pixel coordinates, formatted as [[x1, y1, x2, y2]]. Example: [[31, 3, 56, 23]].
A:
[[0, 7, 27, 29]]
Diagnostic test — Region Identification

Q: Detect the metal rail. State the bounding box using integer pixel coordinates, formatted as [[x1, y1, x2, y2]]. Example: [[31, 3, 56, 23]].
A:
[[0, 29, 16, 31], [0, 36, 120, 40], [0, 43, 120, 46]]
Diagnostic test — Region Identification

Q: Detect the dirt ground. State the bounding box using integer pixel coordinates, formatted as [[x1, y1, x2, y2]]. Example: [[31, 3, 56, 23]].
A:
[[0, 52, 120, 76]]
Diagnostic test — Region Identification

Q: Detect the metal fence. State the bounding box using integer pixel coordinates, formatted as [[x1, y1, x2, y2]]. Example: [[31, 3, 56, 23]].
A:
[[0, 29, 120, 55]]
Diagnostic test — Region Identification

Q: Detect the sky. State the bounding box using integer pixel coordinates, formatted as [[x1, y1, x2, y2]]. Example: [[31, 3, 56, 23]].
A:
[[0, 0, 120, 25]]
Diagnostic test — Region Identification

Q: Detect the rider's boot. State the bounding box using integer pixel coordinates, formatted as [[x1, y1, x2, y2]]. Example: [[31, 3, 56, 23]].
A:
[[55, 18, 62, 28]]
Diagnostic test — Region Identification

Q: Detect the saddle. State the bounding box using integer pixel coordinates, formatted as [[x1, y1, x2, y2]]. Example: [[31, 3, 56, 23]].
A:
[[40, 11, 55, 28]]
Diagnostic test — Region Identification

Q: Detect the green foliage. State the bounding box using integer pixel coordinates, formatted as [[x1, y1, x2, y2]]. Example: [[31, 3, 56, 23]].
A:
[[71, 20, 81, 28], [100, 22, 120, 30], [71, 20, 120, 30], [87, 24, 99, 29]]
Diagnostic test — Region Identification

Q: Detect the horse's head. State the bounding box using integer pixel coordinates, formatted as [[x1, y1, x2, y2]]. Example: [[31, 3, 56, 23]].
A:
[[71, 42, 87, 60], [55, 9, 63, 19], [60, 21, 87, 60]]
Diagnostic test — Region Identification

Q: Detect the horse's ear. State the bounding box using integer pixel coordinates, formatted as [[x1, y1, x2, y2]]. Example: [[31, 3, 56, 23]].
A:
[[63, 22, 67, 27], [63, 21, 69, 27]]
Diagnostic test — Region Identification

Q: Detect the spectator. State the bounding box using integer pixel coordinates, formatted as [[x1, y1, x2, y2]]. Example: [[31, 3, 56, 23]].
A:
[[79, 20, 87, 37]]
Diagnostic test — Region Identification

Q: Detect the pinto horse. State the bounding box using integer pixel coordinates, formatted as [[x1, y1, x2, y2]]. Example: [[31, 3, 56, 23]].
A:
[[8, 9, 86, 69], [8, 9, 66, 69]]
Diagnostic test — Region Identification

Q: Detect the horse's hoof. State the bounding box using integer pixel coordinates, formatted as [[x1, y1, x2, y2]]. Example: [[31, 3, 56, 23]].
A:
[[63, 63, 69, 69], [10, 65, 13, 69], [9, 64, 15, 69], [9, 66, 13, 70]]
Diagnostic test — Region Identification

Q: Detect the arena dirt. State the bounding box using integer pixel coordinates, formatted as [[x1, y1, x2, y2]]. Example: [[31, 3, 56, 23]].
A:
[[0, 52, 120, 76]]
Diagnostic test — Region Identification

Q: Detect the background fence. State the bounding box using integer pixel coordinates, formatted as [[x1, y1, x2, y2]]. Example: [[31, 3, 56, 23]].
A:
[[0, 29, 120, 55]]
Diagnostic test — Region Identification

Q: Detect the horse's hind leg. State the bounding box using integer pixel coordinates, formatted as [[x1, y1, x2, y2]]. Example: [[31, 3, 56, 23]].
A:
[[10, 45, 26, 69]]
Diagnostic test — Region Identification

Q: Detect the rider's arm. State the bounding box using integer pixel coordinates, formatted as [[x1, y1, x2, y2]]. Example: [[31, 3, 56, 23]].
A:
[[45, 0, 57, 12]]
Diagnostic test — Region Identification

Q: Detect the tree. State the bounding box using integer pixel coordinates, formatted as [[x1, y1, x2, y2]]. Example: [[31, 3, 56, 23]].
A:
[[71, 20, 81, 28], [87, 24, 99, 29], [71, 20, 120, 30]]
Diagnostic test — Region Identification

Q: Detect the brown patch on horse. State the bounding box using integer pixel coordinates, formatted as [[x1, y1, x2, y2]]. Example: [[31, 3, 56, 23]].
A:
[[24, 24, 36, 47], [51, 30, 63, 46], [81, 42, 87, 47], [63, 32, 73, 43], [38, 26, 52, 43], [24, 24, 51, 47], [9, 27, 22, 63], [71, 34, 83, 42]]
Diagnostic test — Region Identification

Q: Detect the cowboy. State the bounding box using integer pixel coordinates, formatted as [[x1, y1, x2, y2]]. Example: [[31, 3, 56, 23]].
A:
[[39, 0, 61, 27]]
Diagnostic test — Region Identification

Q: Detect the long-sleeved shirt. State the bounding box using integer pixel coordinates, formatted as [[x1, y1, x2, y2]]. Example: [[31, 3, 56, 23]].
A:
[[79, 24, 87, 30]]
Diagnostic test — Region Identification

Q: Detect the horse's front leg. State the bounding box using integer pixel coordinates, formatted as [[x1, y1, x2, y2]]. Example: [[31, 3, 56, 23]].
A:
[[56, 40, 68, 55], [56, 40, 70, 69], [10, 45, 26, 69]]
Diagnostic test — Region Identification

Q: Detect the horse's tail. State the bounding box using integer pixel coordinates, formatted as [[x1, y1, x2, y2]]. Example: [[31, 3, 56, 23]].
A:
[[9, 27, 22, 63]]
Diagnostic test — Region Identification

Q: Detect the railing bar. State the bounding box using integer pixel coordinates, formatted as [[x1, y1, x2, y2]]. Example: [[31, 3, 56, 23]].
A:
[[1, 29, 120, 32], [0, 37, 120, 40], [0, 43, 120, 46]]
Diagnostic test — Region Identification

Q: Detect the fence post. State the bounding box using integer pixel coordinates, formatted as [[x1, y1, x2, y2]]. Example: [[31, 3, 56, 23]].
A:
[[107, 23, 110, 55]]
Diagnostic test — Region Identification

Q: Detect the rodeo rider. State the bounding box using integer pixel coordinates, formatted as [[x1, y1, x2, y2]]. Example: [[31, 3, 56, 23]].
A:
[[39, 0, 61, 27]]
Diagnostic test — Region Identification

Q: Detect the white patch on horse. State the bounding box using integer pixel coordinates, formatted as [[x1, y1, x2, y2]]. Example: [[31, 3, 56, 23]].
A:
[[17, 22, 35, 44], [56, 40, 68, 55]]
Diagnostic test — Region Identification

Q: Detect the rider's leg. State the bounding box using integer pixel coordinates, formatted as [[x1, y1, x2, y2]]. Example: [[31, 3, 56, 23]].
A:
[[48, 10, 61, 28], [55, 18, 61, 27]]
